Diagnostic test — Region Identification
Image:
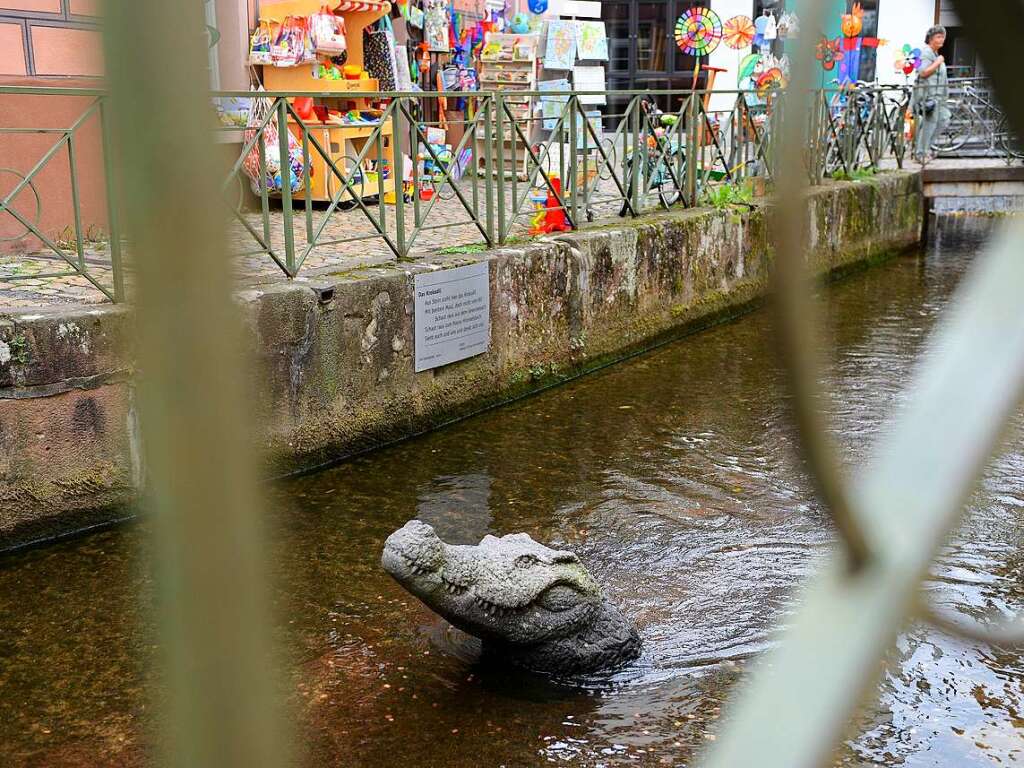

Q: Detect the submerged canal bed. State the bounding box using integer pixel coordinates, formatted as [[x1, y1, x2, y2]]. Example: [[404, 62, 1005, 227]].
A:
[[2, 216, 1022, 767]]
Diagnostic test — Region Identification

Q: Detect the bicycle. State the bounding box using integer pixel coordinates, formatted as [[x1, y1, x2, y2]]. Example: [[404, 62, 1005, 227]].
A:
[[619, 97, 686, 216], [931, 81, 1024, 158]]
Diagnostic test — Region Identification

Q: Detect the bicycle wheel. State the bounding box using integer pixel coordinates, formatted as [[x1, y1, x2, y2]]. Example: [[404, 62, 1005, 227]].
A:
[[824, 136, 846, 176], [652, 157, 683, 209], [998, 117, 1024, 159], [598, 137, 618, 181], [434, 169, 458, 201], [335, 154, 365, 207], [931, 102, 975, 154]]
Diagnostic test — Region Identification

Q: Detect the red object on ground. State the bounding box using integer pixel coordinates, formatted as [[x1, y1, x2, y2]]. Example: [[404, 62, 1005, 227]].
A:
[[530, 177, 572, 235]]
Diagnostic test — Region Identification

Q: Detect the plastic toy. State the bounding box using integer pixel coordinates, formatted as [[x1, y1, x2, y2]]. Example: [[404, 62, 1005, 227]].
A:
[[529, 176, 572, 235]]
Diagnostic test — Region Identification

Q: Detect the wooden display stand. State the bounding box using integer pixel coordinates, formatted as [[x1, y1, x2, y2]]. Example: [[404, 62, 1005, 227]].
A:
[[258, 0, 396, 203], [475, 33, 540, 179]]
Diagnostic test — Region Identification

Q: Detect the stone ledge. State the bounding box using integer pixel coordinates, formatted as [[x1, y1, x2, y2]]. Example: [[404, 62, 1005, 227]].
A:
[[0, 171, 924, 550]]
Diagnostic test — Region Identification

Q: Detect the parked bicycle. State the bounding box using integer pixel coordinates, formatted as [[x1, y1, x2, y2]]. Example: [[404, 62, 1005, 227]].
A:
[[932, 80, 1024, 158], [619, 97, 686, 216]]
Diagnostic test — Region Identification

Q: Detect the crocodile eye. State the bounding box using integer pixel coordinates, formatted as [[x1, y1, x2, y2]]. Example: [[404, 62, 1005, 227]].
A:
[[514, 554, 539, 569]]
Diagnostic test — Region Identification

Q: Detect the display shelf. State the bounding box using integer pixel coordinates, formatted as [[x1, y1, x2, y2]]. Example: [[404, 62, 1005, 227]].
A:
[[287, 119, 395, 203], [475, 32, 540, 179], [258, 0, 394, 202], [259, 0, 391, 92]]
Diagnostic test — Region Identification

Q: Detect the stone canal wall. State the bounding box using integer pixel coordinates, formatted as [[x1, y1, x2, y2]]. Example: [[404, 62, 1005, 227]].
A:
[[0, 171, 923, 549]]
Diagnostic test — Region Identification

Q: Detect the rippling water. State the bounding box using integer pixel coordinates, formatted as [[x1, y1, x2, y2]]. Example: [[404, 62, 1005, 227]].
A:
[[2, 216, 1022, 767]]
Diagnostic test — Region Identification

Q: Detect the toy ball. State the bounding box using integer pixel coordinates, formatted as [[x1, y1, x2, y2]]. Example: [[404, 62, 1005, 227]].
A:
[[510, 12, 530, 34], [528, 0, 548, 13]]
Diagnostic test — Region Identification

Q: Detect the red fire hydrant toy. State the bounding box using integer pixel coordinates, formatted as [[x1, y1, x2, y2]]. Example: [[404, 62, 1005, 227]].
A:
[[530, 176, 573, 235]]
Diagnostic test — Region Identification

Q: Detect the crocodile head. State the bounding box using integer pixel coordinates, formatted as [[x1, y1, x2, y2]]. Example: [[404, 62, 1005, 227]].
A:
[[382, 520, 603, 646]]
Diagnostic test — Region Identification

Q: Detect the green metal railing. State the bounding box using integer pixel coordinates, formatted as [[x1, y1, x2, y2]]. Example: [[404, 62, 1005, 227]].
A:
[[1, 82, 914, 302], [0, 86, 125, 302]]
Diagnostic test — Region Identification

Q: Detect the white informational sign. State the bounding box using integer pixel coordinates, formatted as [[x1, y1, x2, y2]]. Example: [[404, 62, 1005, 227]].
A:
[[414, 262, 491, 373], [549, 0, 601, 18], [573, 65, 606, 104]]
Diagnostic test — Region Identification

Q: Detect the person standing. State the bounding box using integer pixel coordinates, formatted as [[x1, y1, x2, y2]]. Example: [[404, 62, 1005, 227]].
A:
[[913, 25, 950, 162]]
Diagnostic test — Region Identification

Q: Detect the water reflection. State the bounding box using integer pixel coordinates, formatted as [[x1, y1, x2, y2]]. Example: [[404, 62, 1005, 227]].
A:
[[1, 216, 1022, 767]]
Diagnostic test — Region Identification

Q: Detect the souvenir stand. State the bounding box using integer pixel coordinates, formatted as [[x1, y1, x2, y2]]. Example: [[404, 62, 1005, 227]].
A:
[[475, 32, 540, 179], [258, 0, 396, 203], [534, 4, 608, 195]]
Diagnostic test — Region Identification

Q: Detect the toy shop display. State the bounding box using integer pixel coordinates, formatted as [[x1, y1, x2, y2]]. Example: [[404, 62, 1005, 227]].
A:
[[815, 3, 886, 85], [475, 32, 540, 178], [252, 0, 398, 204], [544, 20, 576, 70], [575, 21, 608, 61], [722, 15, 755, 51], [363, 16, 400, 90], [894, 44, 923, 77], [424, 0, 450, 53]]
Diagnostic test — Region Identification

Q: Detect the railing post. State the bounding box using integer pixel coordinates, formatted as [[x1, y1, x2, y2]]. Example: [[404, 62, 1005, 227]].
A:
[[392, 101, 407, 259], [483, 96, 495, 245], [568, 97, 579, 229], [276, 98, 296, 276], [301, 126, 313, 244], [98, 97, 126, 303], [630, 96, 641, 216], [495, 93, 507, 244], [686, 94, 698, 208], [66, 131, 86, 271]]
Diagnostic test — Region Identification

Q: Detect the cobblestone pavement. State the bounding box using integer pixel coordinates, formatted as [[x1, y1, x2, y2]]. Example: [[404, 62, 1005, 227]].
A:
[[0, 176, 633, 309]]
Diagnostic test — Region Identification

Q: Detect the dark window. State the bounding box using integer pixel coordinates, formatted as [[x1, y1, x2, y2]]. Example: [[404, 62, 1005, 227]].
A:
[[857, 0, 880, 82], [604, 2, 631, 74]]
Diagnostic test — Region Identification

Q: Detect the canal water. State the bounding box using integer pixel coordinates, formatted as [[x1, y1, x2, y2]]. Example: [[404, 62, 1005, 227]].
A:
[[2, 216, 1022, 767]]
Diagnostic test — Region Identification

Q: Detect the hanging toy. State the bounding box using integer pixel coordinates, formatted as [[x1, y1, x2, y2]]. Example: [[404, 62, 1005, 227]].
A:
[[894, 44, 922, 76], [836, 3, 886, 85]]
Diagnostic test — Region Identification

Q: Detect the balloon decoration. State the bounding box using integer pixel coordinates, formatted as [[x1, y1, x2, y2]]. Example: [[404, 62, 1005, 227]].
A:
[[722, 15, 755, 50], [509, 12, 530, 34], [894, 44, 923, 75], [528, 0, 548, 14], [674, 7, 723, 57]]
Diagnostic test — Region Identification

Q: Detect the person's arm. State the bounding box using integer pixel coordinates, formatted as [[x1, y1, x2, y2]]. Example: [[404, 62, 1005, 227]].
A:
[[919, 53, 944, 79]]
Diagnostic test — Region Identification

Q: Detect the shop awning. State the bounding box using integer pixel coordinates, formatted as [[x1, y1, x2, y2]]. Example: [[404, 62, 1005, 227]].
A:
[[333, 0, 390, 12]]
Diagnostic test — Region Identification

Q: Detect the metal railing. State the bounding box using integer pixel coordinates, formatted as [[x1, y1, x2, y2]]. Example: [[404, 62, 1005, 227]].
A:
[[1, 83, 917, 302], [933, 77, 1024, 158]]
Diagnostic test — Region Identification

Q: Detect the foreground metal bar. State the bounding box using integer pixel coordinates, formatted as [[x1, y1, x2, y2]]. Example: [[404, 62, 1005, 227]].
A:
[[704, 0, 1024, 765], [704, 219, 1024, 768], [102, 2, 287, 767]]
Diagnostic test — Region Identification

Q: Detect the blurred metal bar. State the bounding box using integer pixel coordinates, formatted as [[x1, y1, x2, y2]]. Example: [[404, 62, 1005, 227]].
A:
[[101, 1, 287, 767], [704, 218, 1024, 768], [704, 0, 1024, 765]]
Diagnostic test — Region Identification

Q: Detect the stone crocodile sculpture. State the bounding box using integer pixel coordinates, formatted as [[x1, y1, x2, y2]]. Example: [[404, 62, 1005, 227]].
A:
[[381, 520, 641, 675]]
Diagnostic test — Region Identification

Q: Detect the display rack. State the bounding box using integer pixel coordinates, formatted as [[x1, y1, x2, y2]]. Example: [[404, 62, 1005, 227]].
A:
[[475, 32, 540, 179], [258, 0, 396, 203]]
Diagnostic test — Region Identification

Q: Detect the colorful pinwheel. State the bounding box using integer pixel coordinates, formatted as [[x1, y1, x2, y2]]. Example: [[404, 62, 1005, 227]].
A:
[[894, 43, 923, 75], [722, 15, 756, 50], [674, 7, 723, 56], [815, 37, 844, 72]]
